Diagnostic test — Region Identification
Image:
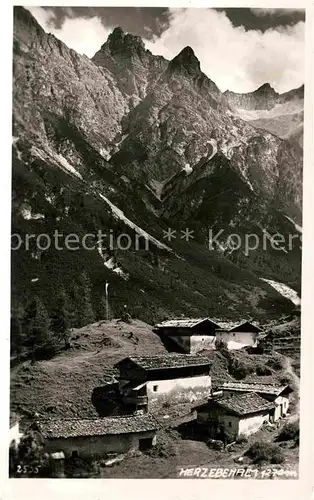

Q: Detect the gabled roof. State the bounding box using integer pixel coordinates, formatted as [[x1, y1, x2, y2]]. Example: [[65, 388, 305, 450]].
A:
[[219, 382, 291, 396], [155, 318, 220, 329], [217, 392, 275, 416], [117, 354, 211, 371], [155, 318, 262, 334], [37, 414, 159, 439], [215, 320, 262, 332]]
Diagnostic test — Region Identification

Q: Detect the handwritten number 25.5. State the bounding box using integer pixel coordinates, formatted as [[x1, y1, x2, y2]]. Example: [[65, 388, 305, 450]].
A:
[[17, 464, 40, 474]]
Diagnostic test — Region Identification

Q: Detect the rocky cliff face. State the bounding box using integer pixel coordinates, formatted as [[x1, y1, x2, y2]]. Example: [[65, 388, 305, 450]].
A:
[[92, 26, 168, 108], [11, 7, 303, 328]]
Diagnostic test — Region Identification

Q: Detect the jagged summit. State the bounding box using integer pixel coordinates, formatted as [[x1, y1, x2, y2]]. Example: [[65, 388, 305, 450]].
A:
[[101, 26, 145, 57], [168, 46, 201, 76], [111, 26, 124, 37], [254, 82, 278, 95]]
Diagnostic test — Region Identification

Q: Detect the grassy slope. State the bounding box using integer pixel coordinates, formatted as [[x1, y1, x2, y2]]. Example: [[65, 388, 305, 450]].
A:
[[10, 320, 167, 419], [10, 318, 300, 478], [11, 318, 298, 421]]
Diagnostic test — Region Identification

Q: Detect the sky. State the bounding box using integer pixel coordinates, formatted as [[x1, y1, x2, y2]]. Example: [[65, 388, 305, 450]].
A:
[[27, 7, 305, 93]]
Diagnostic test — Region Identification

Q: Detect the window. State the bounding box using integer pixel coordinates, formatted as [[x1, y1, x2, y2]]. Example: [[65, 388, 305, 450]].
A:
[[71, 451, 78, 458], [153, 385, 158, 392], [228, 422, 232, 427]]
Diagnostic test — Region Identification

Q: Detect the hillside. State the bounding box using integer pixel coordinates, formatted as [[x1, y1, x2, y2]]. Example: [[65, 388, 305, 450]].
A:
[[11, 318, 299, 423], [10, 320, 167, 420], [11, 7, 302, 359]]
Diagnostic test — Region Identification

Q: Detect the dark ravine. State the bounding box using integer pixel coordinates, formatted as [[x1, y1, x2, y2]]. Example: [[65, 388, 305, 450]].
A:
[[11, 7, 303, 355]]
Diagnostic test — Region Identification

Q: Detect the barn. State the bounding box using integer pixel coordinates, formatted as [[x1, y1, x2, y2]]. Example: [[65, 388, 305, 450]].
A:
[[154, 318, 263, 353], [155, 318, 219, 353], [194, 392, 275, 440], [215, 321, 263, 350], [219, 382, 292, 421], [36, 414, 159, 459], [116, 354, 212, 412]]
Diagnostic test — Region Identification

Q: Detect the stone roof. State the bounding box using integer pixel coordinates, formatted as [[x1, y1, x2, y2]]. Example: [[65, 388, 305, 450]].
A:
[[217, 393, 275, 416], [37, 414, 159, 439], [155, 318, 262, 333], [219, 382, 289, 396], [122, 354, 211, 371], [215, 320, 262, 332], [155, 318, 219, 329]]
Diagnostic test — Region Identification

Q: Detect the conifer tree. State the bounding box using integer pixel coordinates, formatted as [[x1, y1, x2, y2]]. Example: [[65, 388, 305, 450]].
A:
[[24, 297, 51, 359], [74, 272, 95, 327], [11, 303, 25, 358], [50, 290, 71, 348]]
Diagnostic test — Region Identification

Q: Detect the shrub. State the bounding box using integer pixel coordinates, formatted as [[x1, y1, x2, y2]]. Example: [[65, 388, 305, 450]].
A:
[[65, 456, 95, 478], [236, 434, 248, 444], [207, 439, 224, 451], [256, 364, 272, 376], [215, 339, 229, 356], [228, 356, 255, 380], [277, 421, 299, 442], [13, 431, 51, 477], [146, 435, 177, 458], [245, 441, 284, 464], [266, 355, 285, 371]]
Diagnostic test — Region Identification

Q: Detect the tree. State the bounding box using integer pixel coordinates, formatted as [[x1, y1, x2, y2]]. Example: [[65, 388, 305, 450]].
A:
[[214, 338, 229, 358], [50, 291, 71, 348], [11, 303, 25, 358], [24, 297, 54, 360], [94, 295, 107, 321], [74, 272, 95, 327], [13, 431, 51, 478]]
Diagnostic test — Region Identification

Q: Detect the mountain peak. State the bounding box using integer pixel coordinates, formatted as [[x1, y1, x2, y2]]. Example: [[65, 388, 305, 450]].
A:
[[111, 26, 125, 38], [255, 83, 277, 95], [168, 46, 201, 76], [101, 26, 145, 57]]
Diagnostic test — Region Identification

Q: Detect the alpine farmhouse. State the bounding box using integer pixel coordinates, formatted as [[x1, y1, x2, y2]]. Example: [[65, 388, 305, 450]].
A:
[[193, 382, 293, 440], [155, 318, 263, 353], [219, 382, 292, 421], [115, 354, 212, 412], [194, 392, 275, 441], [36, 414, 159, 459]]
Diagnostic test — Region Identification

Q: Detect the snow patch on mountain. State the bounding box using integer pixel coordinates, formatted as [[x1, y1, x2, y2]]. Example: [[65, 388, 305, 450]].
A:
[[183, 163, 193, 175], [21, 205, 45, 220], [261, 278, 300, 306], [206, 139, 218, 160], [99, 148, 111, 161], [97, 247, 130, 280], [113, 267, 129, 279], [285, 215, 302, 233], [12, 136, 23, 161], [99, 193, 172, 252], [31, 146, 83, 180], [56, 154, 83, 180]]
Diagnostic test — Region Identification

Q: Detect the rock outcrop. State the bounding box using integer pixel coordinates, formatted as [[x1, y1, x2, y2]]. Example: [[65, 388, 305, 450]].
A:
[[11, 7, 303, 326]]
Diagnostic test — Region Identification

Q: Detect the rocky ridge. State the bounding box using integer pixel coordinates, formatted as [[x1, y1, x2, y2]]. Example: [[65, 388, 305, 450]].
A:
[[11, 7, 303, 334]]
